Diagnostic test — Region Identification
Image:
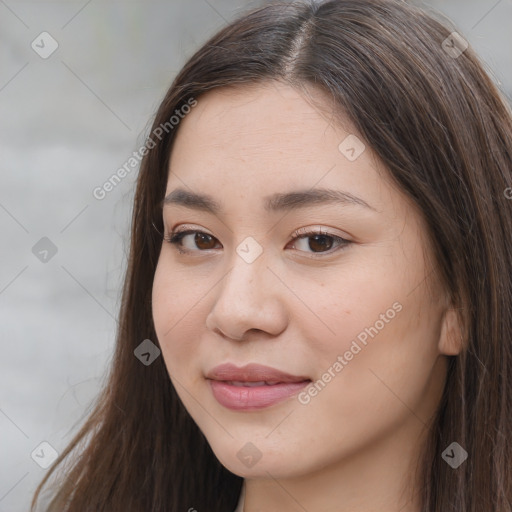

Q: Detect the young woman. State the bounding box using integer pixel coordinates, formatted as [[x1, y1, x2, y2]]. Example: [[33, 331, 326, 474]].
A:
[[31, 0, 512, 510]]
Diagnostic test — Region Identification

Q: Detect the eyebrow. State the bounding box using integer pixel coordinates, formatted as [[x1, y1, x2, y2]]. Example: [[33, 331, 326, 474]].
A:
[[162, 187, 377, 214]]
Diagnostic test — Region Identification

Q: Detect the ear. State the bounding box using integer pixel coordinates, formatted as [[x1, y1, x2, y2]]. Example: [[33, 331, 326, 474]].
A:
[[438, 305, 464, 356]]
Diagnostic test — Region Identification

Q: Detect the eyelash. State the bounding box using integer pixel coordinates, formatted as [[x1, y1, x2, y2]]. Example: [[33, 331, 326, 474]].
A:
[[163, 227, 351, 257]]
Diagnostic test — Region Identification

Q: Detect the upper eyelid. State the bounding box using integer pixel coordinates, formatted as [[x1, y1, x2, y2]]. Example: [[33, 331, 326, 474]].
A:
[[168, 225, 349, 240], [166, 227, 351, 253]]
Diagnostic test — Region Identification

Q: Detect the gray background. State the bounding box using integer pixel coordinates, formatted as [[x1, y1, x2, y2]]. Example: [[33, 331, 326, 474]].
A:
[[0, 0, 511, 510]]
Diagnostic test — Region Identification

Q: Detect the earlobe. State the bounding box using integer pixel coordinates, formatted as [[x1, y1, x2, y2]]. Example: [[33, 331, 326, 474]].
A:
[[438, 306, 465, 356]]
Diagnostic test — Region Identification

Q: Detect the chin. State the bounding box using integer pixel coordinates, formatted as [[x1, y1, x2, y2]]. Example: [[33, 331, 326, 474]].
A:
[[206, 435, 308, 479]]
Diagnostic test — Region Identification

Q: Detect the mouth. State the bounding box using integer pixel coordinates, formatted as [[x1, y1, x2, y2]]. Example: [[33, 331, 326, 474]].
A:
[[224, 380, 285, 386], [206, 362, 310, 383], [206, 363, 312, 410]]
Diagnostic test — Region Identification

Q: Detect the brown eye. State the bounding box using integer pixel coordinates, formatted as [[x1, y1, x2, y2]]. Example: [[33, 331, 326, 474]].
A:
[[290, 228, 351, 256], [165, 227, 351, 257], [164, 230, 220, 252], [306, 234, 334, 253], [194, 232, 217, 250]]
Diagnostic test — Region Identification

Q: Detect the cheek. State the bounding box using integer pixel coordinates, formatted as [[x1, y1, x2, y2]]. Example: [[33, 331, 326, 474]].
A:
[[295, 262, 405, 368], [286, 301, 442, 465], [151, 259, 205, 370], [300, 258, 442, 407], [315, 291, 442, 427]]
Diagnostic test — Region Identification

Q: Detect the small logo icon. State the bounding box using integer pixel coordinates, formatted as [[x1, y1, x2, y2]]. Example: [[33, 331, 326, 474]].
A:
[[31, 32, 59, 59], [134, 339, 161, 366], [32, 237, 58, 263], [442, 441, 468, 468], [236, 236, 263, 264], [237, 442, 262, 468], [338, 134, 366, 161], [442, 32, 468, 59], [31, 441, 59, 469]]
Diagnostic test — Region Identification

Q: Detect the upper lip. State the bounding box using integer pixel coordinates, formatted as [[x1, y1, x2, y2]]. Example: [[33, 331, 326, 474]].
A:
[[206, 363, 310, 383]]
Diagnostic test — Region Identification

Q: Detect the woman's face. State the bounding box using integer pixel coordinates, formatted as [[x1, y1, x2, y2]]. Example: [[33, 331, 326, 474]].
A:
[[152, 81, 459, 481]]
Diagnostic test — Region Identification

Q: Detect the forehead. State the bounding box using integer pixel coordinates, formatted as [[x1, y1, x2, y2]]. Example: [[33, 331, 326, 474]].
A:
[[164, 81, 416, 227], [169, 83, 379, 183], [172, 82, 358, 161]]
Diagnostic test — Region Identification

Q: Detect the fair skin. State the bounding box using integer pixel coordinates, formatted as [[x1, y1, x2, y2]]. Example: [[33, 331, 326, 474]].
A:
[[152, 81, 462, 512]]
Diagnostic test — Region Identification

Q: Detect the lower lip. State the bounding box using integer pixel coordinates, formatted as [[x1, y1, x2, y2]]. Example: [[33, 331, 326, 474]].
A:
[[208, 379, 311, 410]]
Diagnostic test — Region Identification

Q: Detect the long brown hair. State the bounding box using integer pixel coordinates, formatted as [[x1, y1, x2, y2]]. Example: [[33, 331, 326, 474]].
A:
[[31, 1, 512, 510]]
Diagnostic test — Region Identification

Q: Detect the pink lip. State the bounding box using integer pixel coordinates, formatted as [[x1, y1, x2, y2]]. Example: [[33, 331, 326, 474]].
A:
[[206, 363, 310, 383], [206, 363, 311, 410]]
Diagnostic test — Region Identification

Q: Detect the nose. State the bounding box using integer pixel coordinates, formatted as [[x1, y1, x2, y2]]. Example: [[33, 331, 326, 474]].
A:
[[205, 249, 288, 342]]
